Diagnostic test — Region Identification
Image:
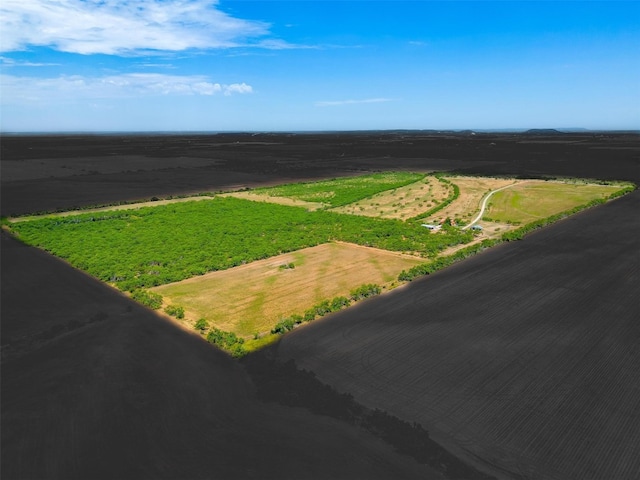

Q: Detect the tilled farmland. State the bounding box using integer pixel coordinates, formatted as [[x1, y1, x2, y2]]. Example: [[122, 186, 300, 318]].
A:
[[2, 132, 639, 480], [273, 190, 640, 479]]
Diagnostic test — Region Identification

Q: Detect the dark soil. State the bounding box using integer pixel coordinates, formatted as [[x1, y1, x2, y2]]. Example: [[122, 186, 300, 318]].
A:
[[2, 132, 639, 479]]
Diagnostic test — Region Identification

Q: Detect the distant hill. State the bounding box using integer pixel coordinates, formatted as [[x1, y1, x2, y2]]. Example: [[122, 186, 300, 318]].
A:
[[523, 128, 564, 135]]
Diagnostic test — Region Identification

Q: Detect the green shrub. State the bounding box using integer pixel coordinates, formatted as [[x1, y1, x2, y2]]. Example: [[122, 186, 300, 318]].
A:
[[194, 318, 209, 331], [206, 328, 246, 357], [164, 304, 185, 319], [349, 284, 382, 301], [130, 289, 163, 310]]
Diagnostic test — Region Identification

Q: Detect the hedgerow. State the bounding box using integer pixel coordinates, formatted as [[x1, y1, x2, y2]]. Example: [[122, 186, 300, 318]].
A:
[[130, 289, 163, 309], [410, 175, 460, 221], [270, 289, 376, 336], [398, 239, 499, 282], [206, 328, 246, 357]]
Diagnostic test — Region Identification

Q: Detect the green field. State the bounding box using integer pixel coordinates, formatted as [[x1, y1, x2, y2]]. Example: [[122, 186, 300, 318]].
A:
[[9, 195, 471, 291], [485, 182, 623, 224], [252, 171, 425, 207]]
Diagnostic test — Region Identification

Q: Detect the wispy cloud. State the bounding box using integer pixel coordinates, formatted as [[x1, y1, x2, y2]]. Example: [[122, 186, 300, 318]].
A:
[[315, 98, 395, 107], [0, 0, 273, 55], [1, 73, 253, 104], [0, 56, 60, 67]]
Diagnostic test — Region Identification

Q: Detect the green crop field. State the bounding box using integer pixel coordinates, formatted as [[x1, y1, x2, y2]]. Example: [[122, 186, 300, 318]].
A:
[[252, 171, 424, 207], [485, 182, 623, 224]]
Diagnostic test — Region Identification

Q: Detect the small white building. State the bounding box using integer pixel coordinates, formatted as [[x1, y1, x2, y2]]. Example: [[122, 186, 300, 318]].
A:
[[421, 224, 441, 231]]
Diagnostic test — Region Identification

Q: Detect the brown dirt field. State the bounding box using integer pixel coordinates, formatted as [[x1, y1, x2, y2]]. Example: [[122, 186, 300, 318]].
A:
[[152, 242, 423, 337], [220, 190, 326, 210], [330, 175, 451, 220]]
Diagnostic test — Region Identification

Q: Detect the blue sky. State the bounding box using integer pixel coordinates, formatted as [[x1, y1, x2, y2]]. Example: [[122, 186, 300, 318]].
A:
[[1, 1, 638, 132]]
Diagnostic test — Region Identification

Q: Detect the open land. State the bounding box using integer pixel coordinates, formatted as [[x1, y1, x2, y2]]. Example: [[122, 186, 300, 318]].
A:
[[152, 242, 423, 338], [2, 131, 639, 480], [5, 172, 623, 349], [484, 181, 622, 224]]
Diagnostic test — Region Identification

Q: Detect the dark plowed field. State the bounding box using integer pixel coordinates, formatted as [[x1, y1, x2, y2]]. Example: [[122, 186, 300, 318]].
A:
[[2, 132, 639, 479], [274, 191, 640, 479]]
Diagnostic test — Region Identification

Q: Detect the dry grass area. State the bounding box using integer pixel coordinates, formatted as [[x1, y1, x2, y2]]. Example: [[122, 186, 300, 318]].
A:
[[427, 176, 521, 225], [220, 191, 326, 210], [8, 196, 218, 223], [330, 176, 450, 220], [151, 242, 423, 338], [485, 181, 622, 224]]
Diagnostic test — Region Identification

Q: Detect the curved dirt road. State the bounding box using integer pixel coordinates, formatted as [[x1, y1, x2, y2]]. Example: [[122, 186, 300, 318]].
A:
[[462, 182, 522, 230]]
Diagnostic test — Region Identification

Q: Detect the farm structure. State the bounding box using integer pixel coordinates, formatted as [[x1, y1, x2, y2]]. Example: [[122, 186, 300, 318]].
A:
[[421, 223, 441, 231]]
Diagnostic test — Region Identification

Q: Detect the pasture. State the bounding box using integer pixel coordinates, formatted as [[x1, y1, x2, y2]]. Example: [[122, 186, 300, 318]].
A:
[[484, 181, 624, 224], [426, 176, 519, 225], [152, 242, 423, 338]]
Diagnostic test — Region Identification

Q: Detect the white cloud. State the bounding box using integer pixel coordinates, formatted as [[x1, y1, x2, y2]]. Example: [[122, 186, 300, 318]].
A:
[[0, 56, 60, 67], [0, 73, 253, 103], [315, 98, 395, 107], [0, 0, 271, 55]]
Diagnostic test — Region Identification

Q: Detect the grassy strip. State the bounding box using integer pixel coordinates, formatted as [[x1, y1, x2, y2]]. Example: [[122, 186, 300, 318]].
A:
[[409, 174, 460, 222], [6, 192, 216, 220], [500, 184, 635, 241], [252, 172, 425, 208]]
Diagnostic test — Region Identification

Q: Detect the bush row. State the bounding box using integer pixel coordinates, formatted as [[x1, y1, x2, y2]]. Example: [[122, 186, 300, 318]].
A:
[[130, 289, 163, 309], [410, 174, 460, 221], [206, 328, 246, 357], [398, 239, 499, 282], [271, 285, 382, 335]]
